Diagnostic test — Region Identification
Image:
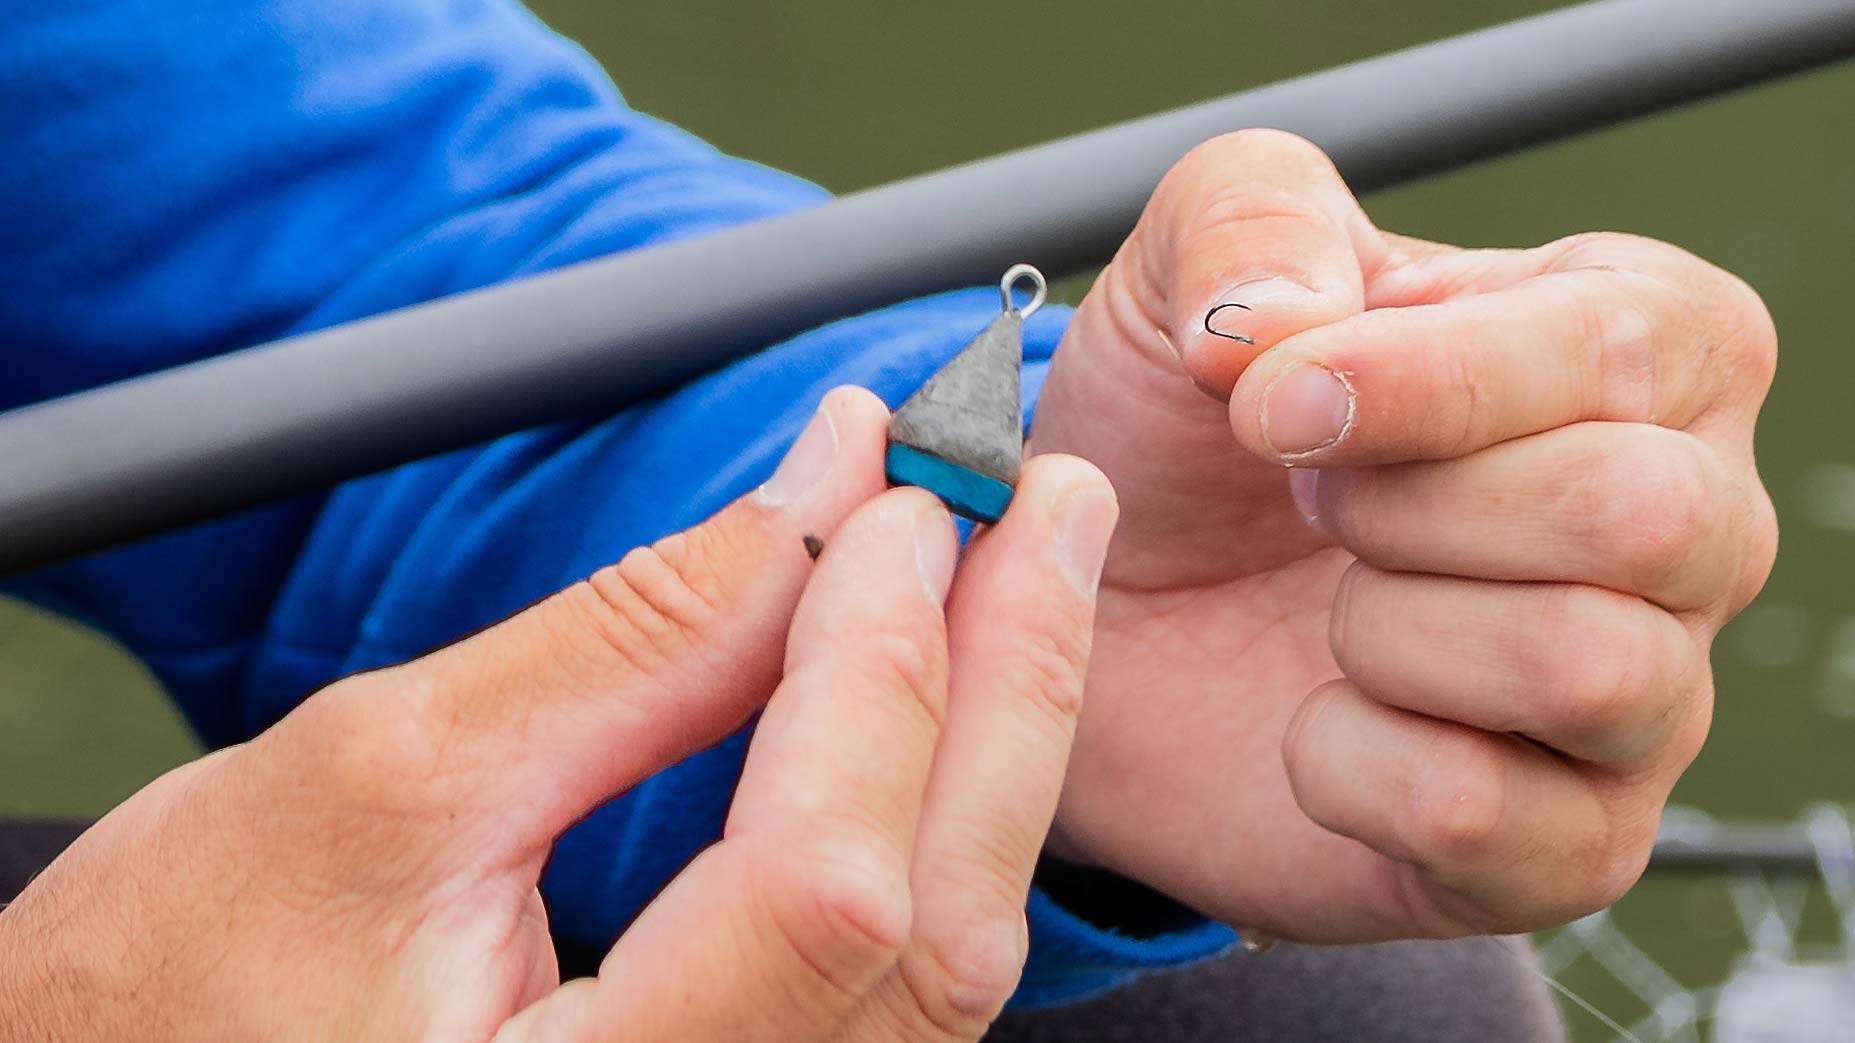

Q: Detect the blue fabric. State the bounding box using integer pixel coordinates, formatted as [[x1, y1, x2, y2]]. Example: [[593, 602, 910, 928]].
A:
[[0, 0, 1235, 1004]]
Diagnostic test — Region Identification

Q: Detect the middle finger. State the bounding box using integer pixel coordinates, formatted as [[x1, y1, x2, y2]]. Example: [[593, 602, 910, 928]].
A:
[[1329, 563, 1708, 772], [1298, 421, 1750, 613]]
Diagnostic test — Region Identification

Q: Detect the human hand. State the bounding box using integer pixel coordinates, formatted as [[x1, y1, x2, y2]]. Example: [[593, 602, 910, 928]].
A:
[[0, 387, 1118, 1042], [1029, 130, 1778, 941]]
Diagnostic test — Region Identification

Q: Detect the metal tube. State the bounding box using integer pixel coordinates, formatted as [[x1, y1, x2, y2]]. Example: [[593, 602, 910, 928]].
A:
[[1649, 824, 1827, 877], [4, 0, 1854, 572]]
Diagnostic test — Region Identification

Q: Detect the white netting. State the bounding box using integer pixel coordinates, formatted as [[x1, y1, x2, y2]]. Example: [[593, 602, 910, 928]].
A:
[[1532, 805, 1855, 1043]]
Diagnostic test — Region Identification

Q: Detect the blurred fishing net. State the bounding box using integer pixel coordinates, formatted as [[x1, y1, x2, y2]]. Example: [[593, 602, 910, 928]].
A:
[[1531, 804, 1855, 1043]]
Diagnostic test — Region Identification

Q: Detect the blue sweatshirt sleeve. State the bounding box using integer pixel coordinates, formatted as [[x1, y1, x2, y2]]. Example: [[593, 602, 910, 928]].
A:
[[0, 0, 1235, 1004]]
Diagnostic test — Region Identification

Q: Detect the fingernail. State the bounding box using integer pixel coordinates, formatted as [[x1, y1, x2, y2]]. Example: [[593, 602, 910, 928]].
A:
[[1287, 468, 1321, 530], [1261, 364, 1353, 457], [914, 507, 957, 605], [1054, 489, 1118, 597], [756, 404, 838, 507]]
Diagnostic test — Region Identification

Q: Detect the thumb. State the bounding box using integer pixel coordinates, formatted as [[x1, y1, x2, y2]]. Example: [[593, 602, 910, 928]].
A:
[[1031, 130, 1379, 583], [285, 386, 893, 861], [1145, 129, 1379, 400]]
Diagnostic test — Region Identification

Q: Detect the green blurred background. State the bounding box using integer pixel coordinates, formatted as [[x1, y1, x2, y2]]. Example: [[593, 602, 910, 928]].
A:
[[2, 0, 1850, 1035]]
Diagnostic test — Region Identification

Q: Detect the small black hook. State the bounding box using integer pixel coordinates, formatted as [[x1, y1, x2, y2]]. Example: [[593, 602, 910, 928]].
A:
[[1204, 302, 1255, 345]]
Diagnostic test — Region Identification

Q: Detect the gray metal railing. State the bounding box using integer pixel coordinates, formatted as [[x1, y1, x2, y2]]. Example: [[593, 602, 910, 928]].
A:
[[1, 0, 1852, 572]]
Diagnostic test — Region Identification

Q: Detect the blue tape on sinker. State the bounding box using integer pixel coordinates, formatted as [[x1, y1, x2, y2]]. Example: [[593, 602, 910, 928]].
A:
[[884, 443, 1013, 524]]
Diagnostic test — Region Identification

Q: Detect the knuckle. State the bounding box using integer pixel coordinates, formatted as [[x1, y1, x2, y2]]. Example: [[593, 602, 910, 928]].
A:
[[1660, 677, 1714, 777], [1556, 232, 1778, 411], [1548, 230, 1664, 271], [1570, 278, 1654, 421], [1733, 484, 1781, 611], [1359, 308, 1486, 458], [249, 676, 458, 880], [1552, 230, 1623, 258], [1546, 231, 1655, 287], [1436, 335, 1485, 457], [802, 854, 913, 965], [759, 836, 913, 997], [1532, 588, 1667, 747], [577, 530, 732, 678], [1327, 562, 1371, 661], [1584, 853, 1647, 913], [1712, 272, 1779, 387], [998, 625, 1089, 729], [857, 628, 948, 730], [1584, 810, 1659, 911], [1584, 433, 1714, 598], [1282, 681, 1347, 790], [1404, 733, 1509, 867], [297, 673, 447, 808], [905, 904, 1030, 1035], [1670, 671, 1716, 772]]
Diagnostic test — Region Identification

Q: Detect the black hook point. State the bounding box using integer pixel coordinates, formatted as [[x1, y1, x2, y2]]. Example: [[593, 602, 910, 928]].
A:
[[1205, 302, 1255, 345]]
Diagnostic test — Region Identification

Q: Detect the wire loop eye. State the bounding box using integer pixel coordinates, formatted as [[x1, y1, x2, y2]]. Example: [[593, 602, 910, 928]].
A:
[[1000, 263, 1047, 318]]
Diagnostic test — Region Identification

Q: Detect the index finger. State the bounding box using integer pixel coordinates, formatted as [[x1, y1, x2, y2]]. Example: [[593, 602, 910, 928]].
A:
[[273, 386, 894, 862], [1228, 232, 1776, 466], [550, 488, 960, 1043], [852, 455, 1117, 1039]]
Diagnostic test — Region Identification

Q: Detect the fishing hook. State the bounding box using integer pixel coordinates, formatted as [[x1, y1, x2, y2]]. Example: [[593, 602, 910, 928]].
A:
[[1204, 302, 1255, 345]]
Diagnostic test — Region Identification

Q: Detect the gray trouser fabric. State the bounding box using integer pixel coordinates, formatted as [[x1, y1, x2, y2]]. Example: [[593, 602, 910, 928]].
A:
[[1, 820, 1566, 1042], [987, 936, 1567, 1042]]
